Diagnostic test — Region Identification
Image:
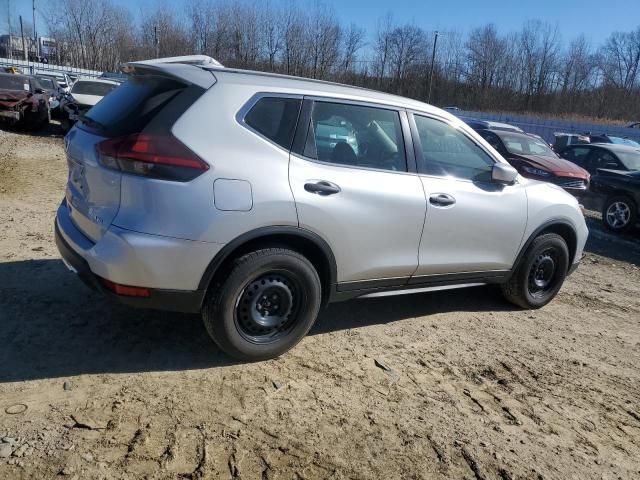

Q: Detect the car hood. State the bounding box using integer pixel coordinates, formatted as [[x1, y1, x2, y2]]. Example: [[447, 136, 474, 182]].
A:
[[513, 153, 589, 178], [69, 93, 103, 107], [0, 89, 30, 108]]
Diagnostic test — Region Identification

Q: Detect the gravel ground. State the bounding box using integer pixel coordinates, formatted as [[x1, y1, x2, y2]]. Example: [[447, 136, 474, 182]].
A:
[[1, 126, 639, 480]]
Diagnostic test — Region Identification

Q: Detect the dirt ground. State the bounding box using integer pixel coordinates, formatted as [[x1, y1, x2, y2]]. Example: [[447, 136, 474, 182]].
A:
[[1, 125, 639, 480]]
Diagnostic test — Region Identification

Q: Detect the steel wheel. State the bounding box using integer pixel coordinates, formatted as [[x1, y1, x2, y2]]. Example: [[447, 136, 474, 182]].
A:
[[527, 248, 560, 298], [234, 272, 301, 344]]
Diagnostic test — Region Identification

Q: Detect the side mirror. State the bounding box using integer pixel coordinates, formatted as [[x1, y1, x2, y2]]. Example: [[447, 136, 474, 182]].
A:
[[492, 163, 518, 185]]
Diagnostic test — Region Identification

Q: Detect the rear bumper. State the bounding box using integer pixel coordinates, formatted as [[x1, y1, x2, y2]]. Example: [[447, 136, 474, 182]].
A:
[[54, 199, 221, 313]]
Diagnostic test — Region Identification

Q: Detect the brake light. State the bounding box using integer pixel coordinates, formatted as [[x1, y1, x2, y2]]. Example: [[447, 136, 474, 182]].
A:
[[99, 278, 150, 297], [96, 133, 209, 181]]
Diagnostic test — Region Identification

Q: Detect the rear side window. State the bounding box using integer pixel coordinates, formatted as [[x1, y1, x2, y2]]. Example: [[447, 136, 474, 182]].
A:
[[560, 147, 590, 166], [304, 101, 407, 172], [85, 76, 190, 137], [244, 97, 302, 150]]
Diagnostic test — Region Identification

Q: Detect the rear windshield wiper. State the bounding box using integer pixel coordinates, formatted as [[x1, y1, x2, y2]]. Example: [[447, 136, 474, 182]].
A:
[[78, 113, 105, 131]]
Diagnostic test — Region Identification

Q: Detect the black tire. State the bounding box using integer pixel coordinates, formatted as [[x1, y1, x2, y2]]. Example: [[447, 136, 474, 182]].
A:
[[501, 233, 569, 309], [602, 195, 637, 233], [202, 248, 321, 361]]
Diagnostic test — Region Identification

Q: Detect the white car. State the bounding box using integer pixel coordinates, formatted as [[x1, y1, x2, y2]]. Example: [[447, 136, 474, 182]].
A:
[[61, 77, 120, 130]]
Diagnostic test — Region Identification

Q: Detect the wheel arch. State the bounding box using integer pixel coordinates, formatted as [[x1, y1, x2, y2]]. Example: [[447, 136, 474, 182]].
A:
[[198, 226, 337, 306], [513, 220, 578, 270]]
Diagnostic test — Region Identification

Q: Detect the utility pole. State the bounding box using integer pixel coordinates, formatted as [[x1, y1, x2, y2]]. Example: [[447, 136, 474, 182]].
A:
[[7, 0, 12, 60], [154, 25, 159, 57], [20, 15, 26, 60], [32, 0, 38, 60], [427, 31, 440, 104]]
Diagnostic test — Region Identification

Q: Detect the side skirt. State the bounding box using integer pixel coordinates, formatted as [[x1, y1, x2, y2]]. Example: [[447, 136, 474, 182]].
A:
[[329, 270, 510, 302]]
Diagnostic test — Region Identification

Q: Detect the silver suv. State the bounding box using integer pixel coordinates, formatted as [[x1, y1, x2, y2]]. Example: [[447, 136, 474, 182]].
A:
[[55, 56, 588, 360]]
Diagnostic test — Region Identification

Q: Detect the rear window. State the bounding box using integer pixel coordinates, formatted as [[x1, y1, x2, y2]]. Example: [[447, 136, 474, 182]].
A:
[[84, 76, 190, 137], [72, 81, 117, 96], [244, 97, 302, 150]]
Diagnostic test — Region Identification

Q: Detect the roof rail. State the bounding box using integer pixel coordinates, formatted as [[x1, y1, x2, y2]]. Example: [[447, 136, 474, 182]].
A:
[[129, 55, 224, 67]]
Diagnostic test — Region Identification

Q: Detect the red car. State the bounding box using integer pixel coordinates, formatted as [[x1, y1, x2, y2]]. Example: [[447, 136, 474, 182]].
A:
[[477, 129, 590, 195], [0, 72, 50, 129]]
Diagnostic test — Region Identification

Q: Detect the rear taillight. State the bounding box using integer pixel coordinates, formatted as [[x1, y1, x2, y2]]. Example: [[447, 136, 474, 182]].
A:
[[96, 133, 209, 181]]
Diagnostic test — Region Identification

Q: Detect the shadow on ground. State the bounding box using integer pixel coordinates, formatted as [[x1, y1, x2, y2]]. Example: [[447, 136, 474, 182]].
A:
[[584, 216, 640, 266], [0, 258, 514, 383]]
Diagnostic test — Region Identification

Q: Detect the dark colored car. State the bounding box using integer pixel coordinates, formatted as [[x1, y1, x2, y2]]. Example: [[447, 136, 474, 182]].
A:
[[34, 75, 64, 114], [558, 143, 640, 175], [560, 144, 640, 232], [0, 73, 50, 129], [477, 129, 590, 194]]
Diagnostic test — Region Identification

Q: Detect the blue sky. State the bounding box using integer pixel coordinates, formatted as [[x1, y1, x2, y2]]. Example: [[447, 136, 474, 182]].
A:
[[7, 0, 640, 45]]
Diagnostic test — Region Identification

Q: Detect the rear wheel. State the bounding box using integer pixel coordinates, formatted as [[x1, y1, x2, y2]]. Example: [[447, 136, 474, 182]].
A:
[[202, 248, 321, 361], [501, 233, 569, 309], [602, 195, 637, 233]]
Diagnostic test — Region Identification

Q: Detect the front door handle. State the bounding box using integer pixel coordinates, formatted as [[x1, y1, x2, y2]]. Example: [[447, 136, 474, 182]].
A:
[[304, 181, 341, 196], [429, 193, 456, 207]]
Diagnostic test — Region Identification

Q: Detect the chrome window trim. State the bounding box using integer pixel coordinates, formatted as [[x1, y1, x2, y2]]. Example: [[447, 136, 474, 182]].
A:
[[235, 92, 304, 153]]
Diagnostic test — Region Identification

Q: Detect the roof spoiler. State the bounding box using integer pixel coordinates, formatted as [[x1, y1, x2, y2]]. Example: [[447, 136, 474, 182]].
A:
[[120, 56, 222, 89], [126, 55, 224, 67]]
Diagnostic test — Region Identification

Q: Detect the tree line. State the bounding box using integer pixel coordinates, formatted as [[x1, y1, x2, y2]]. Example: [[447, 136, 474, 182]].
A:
[[42, 0, 640, 120]]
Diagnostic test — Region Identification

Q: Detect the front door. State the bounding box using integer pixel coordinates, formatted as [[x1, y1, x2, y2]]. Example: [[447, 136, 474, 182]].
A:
[[289, 99, 426, 287], [410, 113, 528, 278]]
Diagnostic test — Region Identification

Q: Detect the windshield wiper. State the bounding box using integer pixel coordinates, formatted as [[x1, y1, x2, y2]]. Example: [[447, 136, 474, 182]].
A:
[[78, 113, 105, 130]]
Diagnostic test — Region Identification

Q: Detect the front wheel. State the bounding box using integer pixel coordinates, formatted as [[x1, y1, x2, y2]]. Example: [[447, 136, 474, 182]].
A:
[[602, 195, 637, 233], [501, 233, 569, 309], [202, 248, 321, 361]]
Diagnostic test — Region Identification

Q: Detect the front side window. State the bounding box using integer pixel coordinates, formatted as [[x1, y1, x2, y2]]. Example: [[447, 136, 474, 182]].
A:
[[414, 115, 494, 181], [244, 97, 302, 150], [304, 101, 407, 172], [590, 150, 621, 170]]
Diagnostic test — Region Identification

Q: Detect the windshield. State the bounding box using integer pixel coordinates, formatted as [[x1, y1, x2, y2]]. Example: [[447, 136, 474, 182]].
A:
[[36, 78, 54, 89], [609, 137, 640, 147], [617, 151, 640, 170], [499, 133, 556, 157], [0, 75, 29, 91], [71, 81, 117, 97]]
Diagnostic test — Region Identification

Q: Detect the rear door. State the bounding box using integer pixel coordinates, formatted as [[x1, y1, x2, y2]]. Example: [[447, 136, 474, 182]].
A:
[[288, 99, 426, 287], [409, 113, 527, 278]]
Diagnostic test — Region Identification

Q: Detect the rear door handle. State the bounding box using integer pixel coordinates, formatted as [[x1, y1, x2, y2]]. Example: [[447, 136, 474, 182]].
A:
[[304, 181, 341, 196], [429, 193, 456, 207]]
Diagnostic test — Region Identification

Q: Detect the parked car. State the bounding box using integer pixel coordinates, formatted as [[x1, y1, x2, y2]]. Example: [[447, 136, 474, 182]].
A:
[[60, 77, 120, 131], [591, 169, 640, 233], [558, 143, 640, 175], [35, 71, 73, 94], [0, 72, 50, 129], [55, 56, 588, 361], [2, 66, 23, 74], [554, 131, 640, 151], [34, 75, 64, 113], [476, 129, 590, 195]]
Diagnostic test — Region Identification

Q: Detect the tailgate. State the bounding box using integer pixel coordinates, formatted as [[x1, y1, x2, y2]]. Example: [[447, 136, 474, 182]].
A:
[[65, 127, 121, 242]]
